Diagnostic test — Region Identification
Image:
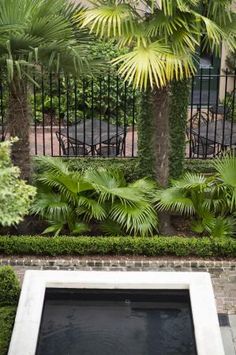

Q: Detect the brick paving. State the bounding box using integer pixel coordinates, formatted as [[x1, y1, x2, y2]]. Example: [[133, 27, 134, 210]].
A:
[[1, 257, 235, 315]]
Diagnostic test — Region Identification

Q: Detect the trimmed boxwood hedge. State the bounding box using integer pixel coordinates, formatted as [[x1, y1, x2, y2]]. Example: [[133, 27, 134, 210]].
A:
[[0, 236, 235, 258], [0, 267, 20, 355], [33, 157, 214, 183], [0, 306, 17, 355]]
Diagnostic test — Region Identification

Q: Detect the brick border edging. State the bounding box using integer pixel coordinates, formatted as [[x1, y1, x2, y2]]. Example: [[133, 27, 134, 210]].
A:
[[0, 258, 235, 270], [1, 257, 236, 314]]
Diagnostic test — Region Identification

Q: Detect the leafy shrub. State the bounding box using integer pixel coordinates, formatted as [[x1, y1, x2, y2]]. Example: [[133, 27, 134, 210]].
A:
[[156, 154, 236, 238], [184, 159, 215, 174], [32, 157, 158, 236], [0, 140, 36, 227], [0, 306, 17, 355], [0, 236, 235, 258], [0, 266, 20, 307], [34, 157, 140, 182]]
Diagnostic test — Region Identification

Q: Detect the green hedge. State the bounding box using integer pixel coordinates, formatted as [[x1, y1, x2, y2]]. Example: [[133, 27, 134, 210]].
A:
[[0, 306, 17, 355], [0, 266, 20, 307], [0, 267, 20, 355], [0, 236, 235, 258], [34, 157, 140, 182], [33, 157, 214, 183], [184, 159, 215, 174]]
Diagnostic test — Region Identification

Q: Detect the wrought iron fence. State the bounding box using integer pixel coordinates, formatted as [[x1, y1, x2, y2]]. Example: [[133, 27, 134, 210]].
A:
[[0, 69, 236, 159], [187, 68, 236, 159]]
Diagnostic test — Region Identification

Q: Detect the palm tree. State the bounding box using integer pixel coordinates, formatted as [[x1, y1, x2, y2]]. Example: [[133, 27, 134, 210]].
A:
[[78, 0, 236, 187], [0, 0, 97, 180]]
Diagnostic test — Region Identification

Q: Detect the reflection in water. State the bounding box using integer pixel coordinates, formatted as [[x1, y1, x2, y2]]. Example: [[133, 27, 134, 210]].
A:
[[36, 290, 197, 355]]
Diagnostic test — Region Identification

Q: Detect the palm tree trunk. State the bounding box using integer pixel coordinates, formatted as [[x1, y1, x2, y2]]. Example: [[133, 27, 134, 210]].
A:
[[8, 78, 31, 181], [152, 86, 174, 234], [152, 86, 170, 187]]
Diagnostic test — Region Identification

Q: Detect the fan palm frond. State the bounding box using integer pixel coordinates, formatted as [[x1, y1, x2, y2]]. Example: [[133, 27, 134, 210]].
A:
[[31, 192, 72, 221], [79, 0, 235, 90], [213, 153, 236, 210], [78, 2, 136, 38], [77, 196, 107, 221], [0, 0, 99, 82], [156, 187, 195, 215], [173, 172, 209, 190], [204, 216, 236, 238], [110, 200, 158, 236]]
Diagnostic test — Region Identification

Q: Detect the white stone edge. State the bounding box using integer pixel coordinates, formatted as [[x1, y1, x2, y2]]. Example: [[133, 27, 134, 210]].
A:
[[8, 271, 225, 355]]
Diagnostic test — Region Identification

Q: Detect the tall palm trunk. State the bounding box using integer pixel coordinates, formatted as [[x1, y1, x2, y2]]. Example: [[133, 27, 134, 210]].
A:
[[152, 86, 174, 234], [8, 78, 31, 181], [152, 86, 170, 187]]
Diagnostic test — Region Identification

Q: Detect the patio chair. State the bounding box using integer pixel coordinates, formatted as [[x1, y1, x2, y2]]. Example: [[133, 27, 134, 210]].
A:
[[96, 135, 125, 157], [56, 132, 89, 156], [209, 88, 235, 120], [189, 106, 210, 127], [187, 129, 220, 158]]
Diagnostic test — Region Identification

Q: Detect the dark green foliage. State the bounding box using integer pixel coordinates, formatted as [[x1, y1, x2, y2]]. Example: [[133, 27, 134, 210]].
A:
[[0, 267, 19, 355], [184, 159, 215, 174], [32, 157, 158, 236], [156, 154, 236, 238], [0, 236, 235, 258], [33, 157, 215, 185], [137, 91, 155, 179], [33, 157, 140, 182], [30, 39, 138, 126], [0, 306, 17, 355], [0, 266, 20, 307], [169, 79, 190, 180]]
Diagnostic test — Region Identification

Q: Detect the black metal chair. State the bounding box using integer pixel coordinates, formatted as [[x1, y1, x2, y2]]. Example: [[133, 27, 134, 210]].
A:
[[187, 129, 220, 158], [210, 89, 235, 120], [96, 135, 125, 157], [189, 106, 210, 127], [56, 132, 89, 156]]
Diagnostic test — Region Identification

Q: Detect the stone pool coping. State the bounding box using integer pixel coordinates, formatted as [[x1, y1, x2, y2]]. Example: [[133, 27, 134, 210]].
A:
[[1, 257, 235, 354], [9, 271, 224, 355], [1, 257, 236, 314]]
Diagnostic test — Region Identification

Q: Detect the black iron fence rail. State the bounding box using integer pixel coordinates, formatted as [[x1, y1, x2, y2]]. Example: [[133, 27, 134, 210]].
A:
[[188, 69, 236, 159], [0, 69, 236, 159]]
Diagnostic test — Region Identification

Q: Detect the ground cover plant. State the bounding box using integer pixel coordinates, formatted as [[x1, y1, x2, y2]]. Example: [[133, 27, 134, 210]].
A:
[[0, 266, 20, 355]]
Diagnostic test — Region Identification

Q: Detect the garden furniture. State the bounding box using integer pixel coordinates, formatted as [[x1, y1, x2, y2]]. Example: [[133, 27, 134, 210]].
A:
[[56, 131, 89, 156], [192, 120, 236, 147], [187, 129, 217, 158], [59, 119, 125, 156], [209, 88, 235, 121]]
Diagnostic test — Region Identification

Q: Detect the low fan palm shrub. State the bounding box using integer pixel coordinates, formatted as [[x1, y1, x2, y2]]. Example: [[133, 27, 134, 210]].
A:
[[155, 154, 236, 238], [32, 157, 158, 236]]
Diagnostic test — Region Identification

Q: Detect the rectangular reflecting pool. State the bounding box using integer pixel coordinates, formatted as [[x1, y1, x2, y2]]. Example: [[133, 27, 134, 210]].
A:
[[8, 271, 225, 355], [36, 289, 197, 355]]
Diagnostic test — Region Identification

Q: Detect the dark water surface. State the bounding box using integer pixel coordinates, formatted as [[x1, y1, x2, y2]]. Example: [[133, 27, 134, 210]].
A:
[[36, 289, 197, 355]]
